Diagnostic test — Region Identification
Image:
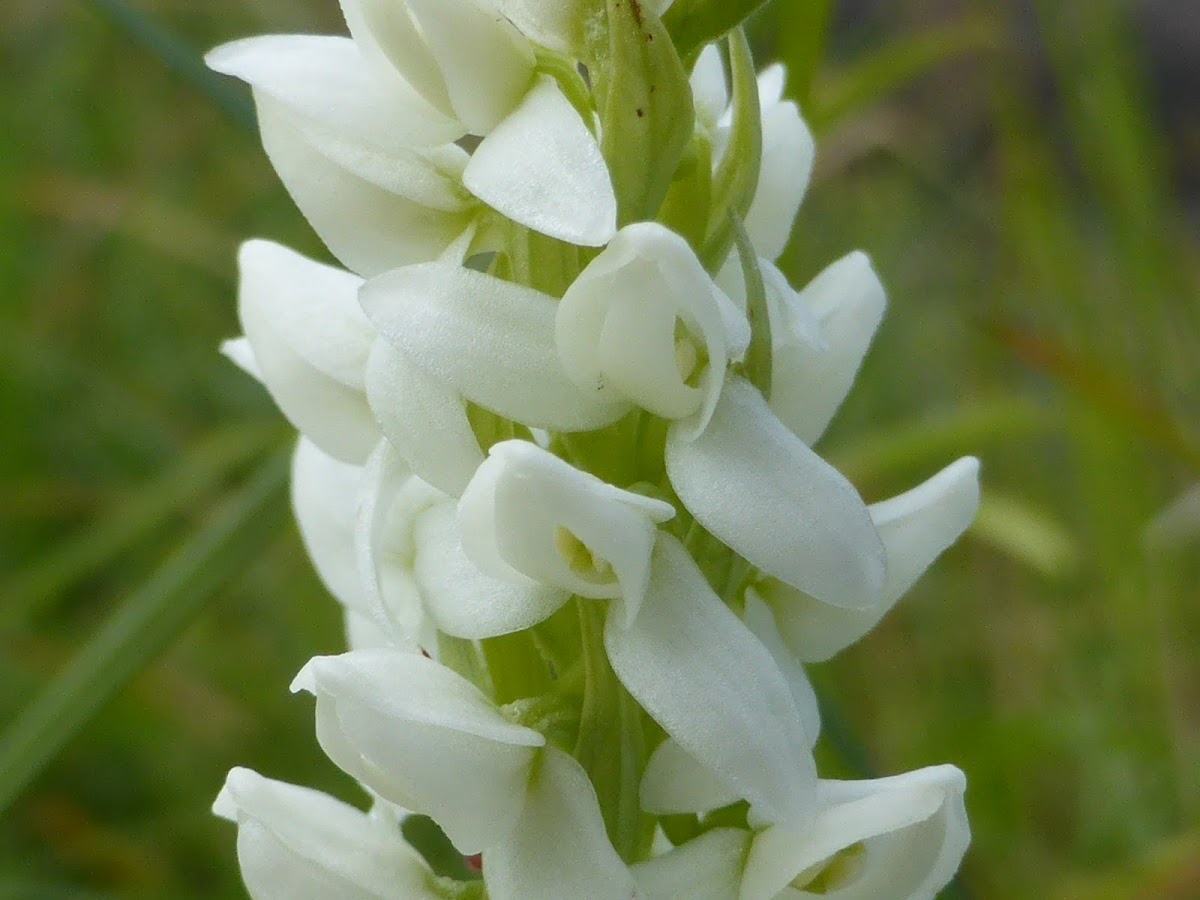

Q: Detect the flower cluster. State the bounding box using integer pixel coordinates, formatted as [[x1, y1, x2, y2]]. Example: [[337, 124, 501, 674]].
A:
[[208, 1, 981, 898]]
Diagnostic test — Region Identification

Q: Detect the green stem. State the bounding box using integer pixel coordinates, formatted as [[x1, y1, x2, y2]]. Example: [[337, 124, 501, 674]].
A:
[[572, 600, 646, 863]]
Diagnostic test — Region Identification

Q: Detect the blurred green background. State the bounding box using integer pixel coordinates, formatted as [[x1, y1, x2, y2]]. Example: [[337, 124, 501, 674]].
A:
[[0, 0, 1196, 897]]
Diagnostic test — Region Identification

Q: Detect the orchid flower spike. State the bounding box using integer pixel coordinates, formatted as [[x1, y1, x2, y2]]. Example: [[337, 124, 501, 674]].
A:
[[209, 2, 982, 897]]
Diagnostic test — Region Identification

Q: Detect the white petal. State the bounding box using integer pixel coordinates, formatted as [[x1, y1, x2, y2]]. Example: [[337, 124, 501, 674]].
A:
[[253, 98, 472, 278], [465, 75, 616, 246], [337, 0, 454, 117], [665, 377, 886, 610], [758, 64, 787, 107], [753, 457, 981, 663], [769, 252, 886, 445], [239, 240, 372, 387], [457, 440, 674, 614], [405, 0, 535, 134], [292, 650, 544, 854], [483, 747, 636, 900], [605, 533, 817, 827], [214, 767, 436, 900], [365, 339, 484, 498], [353, 442, 440, 645], [413, 501, 571, 638], [691, 44, 730, 132], [360, 263, 628, 430], [742, 592, 821, 747], [633, 829, 749, 900], [206, 35, 459, 151], [237, 239, 379, 463], [221, 336, 262, 381], [746, 97, 814, 261], [872, 456, 981, 604], [741, 766, 969, 900], [291, 437, 366, 609], [494, 0, 590, 55], [641, 738, 741, 816], [343, 608, 393, 651], [557, 222, 748, 435]]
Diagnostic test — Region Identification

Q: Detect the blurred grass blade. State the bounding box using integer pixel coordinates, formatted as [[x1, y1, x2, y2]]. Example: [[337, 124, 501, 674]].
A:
[[812, 17, 1002, 128], [0, 452, 289, 815], [0, 425, 282, 629], [86, 0, 256, 131], [829, 395, 1053, 487], [771, 0, 834, 104], [973, 489, 1081, 578]]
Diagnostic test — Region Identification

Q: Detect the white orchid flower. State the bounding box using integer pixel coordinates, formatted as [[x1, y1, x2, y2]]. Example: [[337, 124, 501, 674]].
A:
[[640, 590, 822, 821], [557, 222, 750, 437], [210, 3, 982, 895], [691, 50, 815, 273], [666, 376, 888, 611], [633, 764, 969, 900], [206, 37, 476, 277], [458, 439, 675, 611], [360, 261, 628, 433], [292, 649, 545, 855], [763, 252, 887, 446], [750, 457, 982, 662], [227, 240, 379, 464], [743, 765, 970, 900], [606, 533, 819, 828], [212, 767, 442, 899], [292, 649, 636, 899]]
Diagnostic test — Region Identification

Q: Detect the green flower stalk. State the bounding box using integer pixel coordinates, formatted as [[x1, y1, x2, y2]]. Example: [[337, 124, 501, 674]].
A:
[[207, 1, 981, 897]]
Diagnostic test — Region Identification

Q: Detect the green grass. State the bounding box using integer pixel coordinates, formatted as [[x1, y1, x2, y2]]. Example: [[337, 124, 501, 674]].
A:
[[1, 0, 1196, 897]]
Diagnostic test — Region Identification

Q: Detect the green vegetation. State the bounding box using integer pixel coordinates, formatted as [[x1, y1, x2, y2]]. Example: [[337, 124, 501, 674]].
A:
[[1, 0, 1196, 897]]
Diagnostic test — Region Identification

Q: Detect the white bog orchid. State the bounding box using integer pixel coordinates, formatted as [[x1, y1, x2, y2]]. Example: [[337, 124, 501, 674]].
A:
[[231, 239, 379, 463], [458, 439, 675, 609], [211, 2, 981, 897], [293, 649, 545, 855], [743, 766, 970, 900], [213, 767, 441, 900]]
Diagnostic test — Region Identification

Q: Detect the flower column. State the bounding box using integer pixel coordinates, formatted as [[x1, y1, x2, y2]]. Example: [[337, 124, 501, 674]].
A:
[[209, 1, 981, 898]]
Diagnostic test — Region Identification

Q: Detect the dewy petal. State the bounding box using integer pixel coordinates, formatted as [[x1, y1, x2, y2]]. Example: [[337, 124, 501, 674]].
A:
[[252, 98, 474, 278], [557, 222, 749, 434], [741, 766, 970, 900], [214, 767, 438, 900], [361, 263, 628, 430], [457, 440, 674, 613], [413, 501, 571, 638], [338, 0, 454, 118], [633, 828, 750, 900], [404, 0, 536, 135], [465, 75, 617, 247], [605, 533, 817, 827], [292, 649, 544, 855], [206, 35, 460, 151], [365, 339, 484, 498], [753, 457, 981, 663], [745, 95, 815, 262], [237, 240, 379, 463], [691, 44, 729, 133], [665, 376, 886, 610], [483, 747, 637, 900], [769, 252, 886, 445]]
